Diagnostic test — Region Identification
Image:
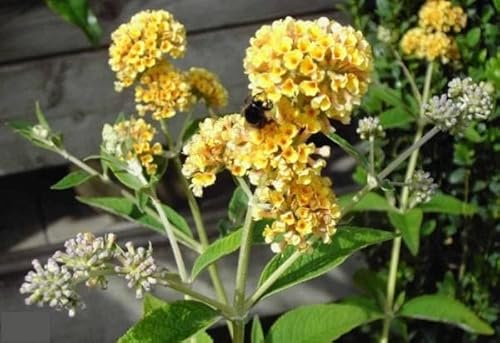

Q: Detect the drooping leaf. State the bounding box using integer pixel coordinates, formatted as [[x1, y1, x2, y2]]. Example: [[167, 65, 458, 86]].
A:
[[257, 227, 395, 300], [118, 300, 220, 343], [399, 295, 494, 335], [339, 192, 393, 212], [143, 294, 168, 317], [228, 186, 248, 223], [192, 229, 243, 279], [326, 132, 368, 169], [388, 209, 423, 256], [379, 108, 415, 129], [51, 170, 94, 190], [266, 302, 383, 343], [45, 0, 102, 45], [419, 193, 477, 215], [251, 316, 265, 343], [76, 196, 192, 238]]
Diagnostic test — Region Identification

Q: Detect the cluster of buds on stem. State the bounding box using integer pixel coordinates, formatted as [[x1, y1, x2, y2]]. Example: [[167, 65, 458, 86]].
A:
[[20, 233, 162, 316], [424, 78, 494, 135], [408, 169, 438, 208], [356, 116, 385, 140]]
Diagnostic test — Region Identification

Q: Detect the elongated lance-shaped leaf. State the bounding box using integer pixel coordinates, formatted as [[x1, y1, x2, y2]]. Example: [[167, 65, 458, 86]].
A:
[[399, 295, 494, 335], [76, 196, 192, 238], [257, 227, 395, 300], [266, 302, 383, 343], [338, 192, 393, 212], [388, 208, 423, 256], [326, 132, 369, 169], [51, 170, 94, 190], [419, 192, 477, 215]]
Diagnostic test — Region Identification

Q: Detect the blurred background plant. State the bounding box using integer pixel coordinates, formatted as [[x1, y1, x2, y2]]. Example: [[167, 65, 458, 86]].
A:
[[338, 0, 499, 341]]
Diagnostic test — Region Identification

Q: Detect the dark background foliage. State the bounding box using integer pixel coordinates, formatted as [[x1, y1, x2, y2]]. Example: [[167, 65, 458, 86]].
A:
[[339, 0, 499, 341]]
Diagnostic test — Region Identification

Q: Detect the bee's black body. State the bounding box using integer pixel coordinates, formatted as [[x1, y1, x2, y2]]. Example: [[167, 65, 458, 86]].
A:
[[243, 98, 273, 128]]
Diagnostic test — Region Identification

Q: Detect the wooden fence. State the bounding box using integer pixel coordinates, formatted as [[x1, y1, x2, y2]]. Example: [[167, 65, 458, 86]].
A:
[[0, 0, 344, 176]]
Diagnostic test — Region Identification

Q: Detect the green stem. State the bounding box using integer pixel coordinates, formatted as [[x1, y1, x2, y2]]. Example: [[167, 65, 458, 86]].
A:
[[160, 120, 230, 304], [341, 125, 440, 216], [233, 320, 245, 343], [151, 196, 189, 282], [380, 62, 433, 343], [232, 181, 255, 339], [245, 250, 302, 310], [392, 49, 422, 106], [57, 148, 202, 252], [160, 278, 236, 318]]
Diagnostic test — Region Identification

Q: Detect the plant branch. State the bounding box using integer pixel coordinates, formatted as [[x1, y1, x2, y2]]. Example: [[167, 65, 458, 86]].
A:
[[57, 148, 202, 252]]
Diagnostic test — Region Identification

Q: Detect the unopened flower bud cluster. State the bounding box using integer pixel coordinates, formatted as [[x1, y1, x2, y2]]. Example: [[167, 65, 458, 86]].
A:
[[20, 233, 161, 317], [424, 78, 493, 135], [356, 116, 385, 140], [408, 170, 438, 208]]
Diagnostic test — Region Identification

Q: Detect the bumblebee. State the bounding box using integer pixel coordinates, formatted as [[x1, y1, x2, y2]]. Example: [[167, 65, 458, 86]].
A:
[[242, 96, 273, 128]]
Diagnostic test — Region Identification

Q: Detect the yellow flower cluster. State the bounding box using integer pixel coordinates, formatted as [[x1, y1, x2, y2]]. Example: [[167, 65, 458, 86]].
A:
[[182, 114, 341, 251], [103, 118, 163, 175], [244, 16, 372, 127], [400, 1, 466, 62], [187, 68, 229, 109], [418, 0, 467, 33], [109, 10, 186, 91], [135, 61, 195, 120]]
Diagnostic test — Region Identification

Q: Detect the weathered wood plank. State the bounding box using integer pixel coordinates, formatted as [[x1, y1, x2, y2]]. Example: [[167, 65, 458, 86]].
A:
[[0, 0, 337, 63], [0, 11, 347, 175]]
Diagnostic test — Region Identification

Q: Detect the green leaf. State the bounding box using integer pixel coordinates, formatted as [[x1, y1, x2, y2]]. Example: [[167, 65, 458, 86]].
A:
[[76, 196, 192, 238], [370, 84, 407, 110], [182, 118, 205, 143], [192, 229, 243, 279], [118, 300, 220, 343], [388, 209, 423, 256], [251, 316, 265, 343], [161, 203, 193, 238], [228, 187, 248, 223], [379, 108, 415, 129], [257, 227, 395, 300], [7, 120, 56, 151], [185, 331, 213, 343], [266, 302, 383, 343], [466, 28, 481, 47], [419, 192, 477, 215], [326, 132, 368, 169], [338, 192, 393, 212], [143, 294, 168, 317], [51, 170, 93, 190], [35, 102, 50, 129], [46, 0, 102, 45], [399, 295, 494, 335]]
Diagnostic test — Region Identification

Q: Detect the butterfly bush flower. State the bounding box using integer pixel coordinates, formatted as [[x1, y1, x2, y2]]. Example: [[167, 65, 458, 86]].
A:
[[418, 0, 467, 33], [102, 118, 163, 175], [53, 233, 116, 288], [424, 77, 493, 134], [187, 67, 229, 109], [109, 10, 186, 91], [244, 16, 372, 128], [182, 114, 341, 252], [357, 116, 385, 140], [20, 233, 161, 316], [400, 0, 466, 63], [115, 242, 159, 299], [408, 170, 438, 208], [135, 60, 195, 120], [20, 258, 82, 317]]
